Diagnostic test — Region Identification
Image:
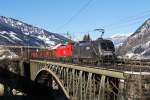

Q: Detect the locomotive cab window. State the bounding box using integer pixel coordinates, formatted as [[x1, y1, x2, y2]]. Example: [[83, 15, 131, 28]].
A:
[[101, 42, 114, 51]]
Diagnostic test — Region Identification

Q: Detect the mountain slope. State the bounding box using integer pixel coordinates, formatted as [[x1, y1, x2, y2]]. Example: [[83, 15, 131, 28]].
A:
[[0, 16, 70, 47], [118, 18, 150, 59], [108, 34, 128, 47]]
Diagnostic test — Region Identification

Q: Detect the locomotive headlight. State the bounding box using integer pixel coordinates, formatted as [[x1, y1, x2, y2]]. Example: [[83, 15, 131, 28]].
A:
[[86, 46, 90, 50], [103, 51, 113, 56]]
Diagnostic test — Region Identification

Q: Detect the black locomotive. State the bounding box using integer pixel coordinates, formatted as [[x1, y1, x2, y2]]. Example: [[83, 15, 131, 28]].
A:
[[73, 38, 116, 64]]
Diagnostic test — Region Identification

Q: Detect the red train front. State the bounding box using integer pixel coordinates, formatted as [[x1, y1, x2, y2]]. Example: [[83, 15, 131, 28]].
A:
[[55, 43, 73, 58]]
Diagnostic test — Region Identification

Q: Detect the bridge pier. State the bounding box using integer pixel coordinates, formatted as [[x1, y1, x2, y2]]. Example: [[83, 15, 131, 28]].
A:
[[19, 61, 24, 76], [19, 60, 31, 79]]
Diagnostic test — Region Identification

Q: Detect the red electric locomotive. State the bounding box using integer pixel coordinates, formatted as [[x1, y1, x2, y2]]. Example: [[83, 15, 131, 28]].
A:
[[55, 43, 73, 57], [55, 43, 74, 61]]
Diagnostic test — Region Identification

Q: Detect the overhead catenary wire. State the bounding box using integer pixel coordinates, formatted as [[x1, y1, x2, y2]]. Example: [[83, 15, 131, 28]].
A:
[[104, 10, 150, 29], [55, 0, 93, 31], [108, 15, 150, 30], [67, 9, 150, 35], [57, 8, 150, 40], [107, 19, 146, 33]]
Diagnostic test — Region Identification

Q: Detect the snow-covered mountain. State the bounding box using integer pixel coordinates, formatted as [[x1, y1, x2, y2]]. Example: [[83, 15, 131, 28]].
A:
[[108, 34, 128, 47], [0, 16, 70, 48], [118, 18, 150, 59]]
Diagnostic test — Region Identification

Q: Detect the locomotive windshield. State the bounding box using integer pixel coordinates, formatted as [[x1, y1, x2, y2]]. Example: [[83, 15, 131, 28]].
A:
[[101, 41, 114, 51]]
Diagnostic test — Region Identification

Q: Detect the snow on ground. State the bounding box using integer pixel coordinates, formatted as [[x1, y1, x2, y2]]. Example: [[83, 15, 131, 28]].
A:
[[115, 43, 123, 47], [16, 21, 22, 25], [37, 35, 56, 46], [109, 34, 128, 47], [0, 31, 7, 34], [45, 40, 55, 46], [145, 40, 150, 48], [24, 33, 30, 35], [125, 52, 136, 59], [9, 31, 22, 41], [124, 40, 150, 59], [124, 52, 145, 60], [0, 47, 18, 60], [49, 35, 60, 40], [37, 35, 45, 40], [0, 34, 15, 43], [0, 31, 22, 42]]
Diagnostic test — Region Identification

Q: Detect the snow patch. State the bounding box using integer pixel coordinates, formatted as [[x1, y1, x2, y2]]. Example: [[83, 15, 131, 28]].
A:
[[145, 41, 150, 48], [9, 31, 22, 41], [24, 33, 30, 35], [37, 35, 56, 46], [0, 47, 18, 60], [17, 22, 22, 25], [49, 35, 60, 40], [125, 52, 135, 58], [45, 40, 55, 46], [0, 31, 7, 34], [109, 34, 128, 47], [0, 34, 15, 43]]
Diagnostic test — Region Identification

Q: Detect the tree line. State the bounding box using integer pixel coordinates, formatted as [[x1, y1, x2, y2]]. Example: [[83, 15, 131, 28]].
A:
[[83, 34, 91, 41]]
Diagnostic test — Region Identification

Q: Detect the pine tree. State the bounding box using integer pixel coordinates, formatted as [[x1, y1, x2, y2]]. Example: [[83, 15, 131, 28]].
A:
[[83, 34, 87, 41], [83, 34, 91, 41], [87, 34, 91, 41]]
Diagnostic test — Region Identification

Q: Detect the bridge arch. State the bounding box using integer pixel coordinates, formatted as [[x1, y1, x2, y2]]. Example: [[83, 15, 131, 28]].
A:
[[34, 68, 70, 99]]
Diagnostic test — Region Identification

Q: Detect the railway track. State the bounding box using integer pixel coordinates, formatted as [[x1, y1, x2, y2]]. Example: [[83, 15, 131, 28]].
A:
[[116, 58, 150, 66], [36, 58, 150, 73]]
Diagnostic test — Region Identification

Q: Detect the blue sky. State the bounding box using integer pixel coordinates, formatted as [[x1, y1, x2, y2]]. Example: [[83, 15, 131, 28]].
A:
[[0, 0, 150, 40]]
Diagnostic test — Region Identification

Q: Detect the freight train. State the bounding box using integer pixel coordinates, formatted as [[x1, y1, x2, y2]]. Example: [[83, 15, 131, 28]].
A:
[[31, 38, 116, 65]]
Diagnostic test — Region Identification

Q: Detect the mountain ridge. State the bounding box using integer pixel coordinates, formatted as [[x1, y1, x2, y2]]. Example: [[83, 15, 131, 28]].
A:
[[0, 16, 70, 47], [118, 18, 150, 59]]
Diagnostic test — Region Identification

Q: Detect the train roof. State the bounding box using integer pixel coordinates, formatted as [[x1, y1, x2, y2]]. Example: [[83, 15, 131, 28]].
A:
[[96, 38, 113, 42], [78, 38, 112, 43]]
